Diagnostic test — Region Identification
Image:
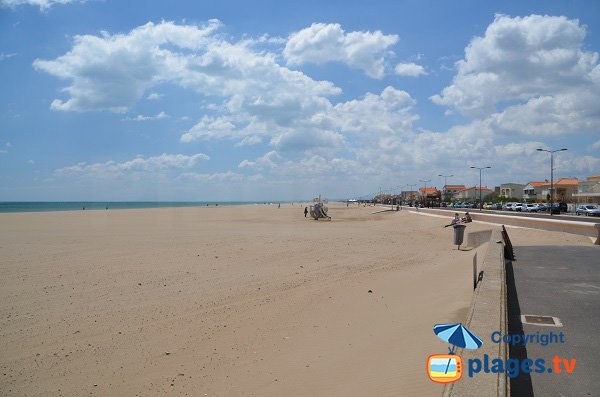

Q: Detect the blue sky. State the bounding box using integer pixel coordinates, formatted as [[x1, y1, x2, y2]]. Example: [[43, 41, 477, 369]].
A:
[[1, 0, 599, 201]]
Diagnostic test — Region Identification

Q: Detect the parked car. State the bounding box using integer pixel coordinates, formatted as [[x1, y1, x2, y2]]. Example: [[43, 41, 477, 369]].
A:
[[576, 204, 600, 216], [494, 203, 504, 210], [483, 203, 493, 209], [551, 203, 567, 212], [521, 203, 538, 212], [534, 203, 547, 211], [545, 202, 566, 214], [513, 203, 524, 212], [504, 202, 517, 211]]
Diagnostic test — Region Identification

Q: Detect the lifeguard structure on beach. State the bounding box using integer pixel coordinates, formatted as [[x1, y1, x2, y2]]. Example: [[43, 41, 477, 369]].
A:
[[310, 195, 331, 220]]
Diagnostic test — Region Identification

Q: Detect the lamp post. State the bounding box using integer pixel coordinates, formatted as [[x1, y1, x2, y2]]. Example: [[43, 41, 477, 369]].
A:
[[397, 185, 403, 206], [536, 148, 568, 216], [419, 179, 431, 207], [406, 183, 416, 203], [470, 166, 491, 211], [438, 174, 454, 203]]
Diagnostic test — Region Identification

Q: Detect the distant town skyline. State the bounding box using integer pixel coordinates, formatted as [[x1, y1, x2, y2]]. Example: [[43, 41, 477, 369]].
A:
[[1, 0, 599, 201]]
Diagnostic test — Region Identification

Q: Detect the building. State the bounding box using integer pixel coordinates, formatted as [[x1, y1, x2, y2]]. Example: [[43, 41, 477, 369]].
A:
[[524, 178, 579, 202], [573, 174, 600, 203], [539, 178, 579, 203], [419, 187, 440, 201], [401, 191, 418, 201], [522, 181, 548, 201], [452, 186, 493, 202], [442, 185, 466, 201], [499, 183, 525, 200]]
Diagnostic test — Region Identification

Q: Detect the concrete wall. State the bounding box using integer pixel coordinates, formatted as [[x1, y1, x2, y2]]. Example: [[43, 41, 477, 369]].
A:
[[443, 229, 509, 397], [466, 229, 493, 249]]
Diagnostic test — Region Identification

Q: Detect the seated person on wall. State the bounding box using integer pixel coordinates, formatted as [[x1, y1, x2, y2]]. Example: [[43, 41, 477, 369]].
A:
[[462, 212, 473, 223], [451, 213, 461, 225]]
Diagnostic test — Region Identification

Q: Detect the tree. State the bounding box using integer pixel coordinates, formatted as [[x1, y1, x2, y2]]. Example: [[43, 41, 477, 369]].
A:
[[483, 192, 499, 202]]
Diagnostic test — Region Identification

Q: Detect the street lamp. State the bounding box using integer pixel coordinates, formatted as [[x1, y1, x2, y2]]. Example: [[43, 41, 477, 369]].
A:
[[419, 179, 431, 207], [406, 183, 416, 203], [438, 174, 454, 203], [536, 148, 568, 216], [397, 185, 404, 206], [470, 166, 491, 211]]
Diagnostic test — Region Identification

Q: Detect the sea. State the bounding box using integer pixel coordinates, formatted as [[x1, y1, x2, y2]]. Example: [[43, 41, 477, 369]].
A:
[[0, 202, 273, 213]]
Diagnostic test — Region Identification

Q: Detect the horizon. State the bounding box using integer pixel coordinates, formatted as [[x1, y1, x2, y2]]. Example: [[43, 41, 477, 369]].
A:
[[1, 0, 599, 201]]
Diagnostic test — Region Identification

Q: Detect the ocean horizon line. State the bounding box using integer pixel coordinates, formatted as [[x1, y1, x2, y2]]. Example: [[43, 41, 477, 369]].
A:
[[0, 201, 310, 213]]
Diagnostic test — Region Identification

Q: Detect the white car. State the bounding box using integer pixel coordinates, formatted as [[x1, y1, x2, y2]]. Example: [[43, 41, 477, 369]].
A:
[[522, 204, 538, 212], [576, 204, 600, 216], [513, 203, 524, 212], [504, 202, 517, 211]]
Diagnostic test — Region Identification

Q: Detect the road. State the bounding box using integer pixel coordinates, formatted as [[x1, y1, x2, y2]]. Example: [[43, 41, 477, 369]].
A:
[[507, 245, 600, 396], [429, 207, 600, 224]]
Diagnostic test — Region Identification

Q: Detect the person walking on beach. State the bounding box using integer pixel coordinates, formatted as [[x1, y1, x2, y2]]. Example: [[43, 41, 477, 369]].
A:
[[304, 206, 308, 218]]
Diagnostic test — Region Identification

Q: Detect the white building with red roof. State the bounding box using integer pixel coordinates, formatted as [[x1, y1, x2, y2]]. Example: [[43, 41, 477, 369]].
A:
[[522, 181, 549, 201]]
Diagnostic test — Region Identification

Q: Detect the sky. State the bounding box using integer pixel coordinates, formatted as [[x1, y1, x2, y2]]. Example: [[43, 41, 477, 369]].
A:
[[0, 0, 599, 201]]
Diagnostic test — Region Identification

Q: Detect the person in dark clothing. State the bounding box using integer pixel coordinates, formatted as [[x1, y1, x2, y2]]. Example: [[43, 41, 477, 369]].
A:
[[304, 206, 308, 218], [463, 212, 473, 223]]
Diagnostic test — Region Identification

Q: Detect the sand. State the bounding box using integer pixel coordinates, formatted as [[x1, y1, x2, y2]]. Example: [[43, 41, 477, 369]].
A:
[[0, 204, 591, 396]]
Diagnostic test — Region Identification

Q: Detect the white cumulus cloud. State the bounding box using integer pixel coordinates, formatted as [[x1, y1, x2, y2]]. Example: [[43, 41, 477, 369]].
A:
[[0, 52, 17, 61], [122, 111, 168, 121], [178, 171, 244, 182], [283, 23, 398, 79], [431, 14, 600, 138], [235, 135, 262, 146], [0, 0, 84, 10], [146, 92, 162, 100], [180, 116, 239, 142], [33, 16, 600, 193], [55, 153, 209, 177], [33, 20, 224, 112], [394, 63, 427, 77]]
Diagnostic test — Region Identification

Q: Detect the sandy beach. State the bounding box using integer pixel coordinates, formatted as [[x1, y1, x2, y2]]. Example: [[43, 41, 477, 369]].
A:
[[0, 204, 591, 396]]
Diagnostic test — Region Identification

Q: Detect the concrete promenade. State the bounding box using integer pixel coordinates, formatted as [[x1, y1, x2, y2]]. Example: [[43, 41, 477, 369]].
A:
[[432, 207, 600, 224], [507, 244, 600, 396], [398, 206, 600, 244]]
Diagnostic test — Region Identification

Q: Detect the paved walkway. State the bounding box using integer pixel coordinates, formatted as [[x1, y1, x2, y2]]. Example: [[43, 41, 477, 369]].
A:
[[433, 207, 600, 224], [507, 245, 600, 396]]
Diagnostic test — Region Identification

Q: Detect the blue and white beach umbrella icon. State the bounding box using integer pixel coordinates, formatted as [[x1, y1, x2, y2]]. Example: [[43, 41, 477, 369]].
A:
[[433, 323, 483, 354]]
